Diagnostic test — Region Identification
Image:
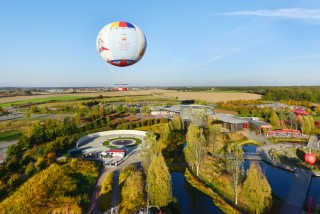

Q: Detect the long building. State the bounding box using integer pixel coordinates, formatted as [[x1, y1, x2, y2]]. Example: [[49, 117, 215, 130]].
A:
[[151, 105, 249, 132]]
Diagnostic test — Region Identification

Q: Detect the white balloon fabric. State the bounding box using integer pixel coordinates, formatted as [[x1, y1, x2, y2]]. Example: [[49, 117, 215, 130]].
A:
[[97, 21, 147, 67]]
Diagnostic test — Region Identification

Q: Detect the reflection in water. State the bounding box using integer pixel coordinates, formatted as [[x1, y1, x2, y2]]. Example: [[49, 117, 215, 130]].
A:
[[306, 177, 320, 209], [171, 172, 223, 214], [243, 160, 294, 200]]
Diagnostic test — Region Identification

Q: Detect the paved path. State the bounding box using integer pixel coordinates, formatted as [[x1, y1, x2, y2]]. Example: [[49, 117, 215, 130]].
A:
[[0, 140, 18, 163], [281, 168, 312, 214]]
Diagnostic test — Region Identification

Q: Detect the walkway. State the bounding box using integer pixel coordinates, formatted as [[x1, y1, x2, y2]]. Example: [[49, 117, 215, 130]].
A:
[[281, 169, 312, 214]]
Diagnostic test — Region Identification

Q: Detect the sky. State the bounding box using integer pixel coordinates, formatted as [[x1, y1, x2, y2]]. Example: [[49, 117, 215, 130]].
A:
[[0, 0, 320, 87]]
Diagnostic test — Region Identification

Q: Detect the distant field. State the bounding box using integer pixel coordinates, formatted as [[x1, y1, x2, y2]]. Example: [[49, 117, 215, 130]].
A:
[[0, 95, 90, 107], [0, 89, 261, 107], [159, 90, 261, 102]]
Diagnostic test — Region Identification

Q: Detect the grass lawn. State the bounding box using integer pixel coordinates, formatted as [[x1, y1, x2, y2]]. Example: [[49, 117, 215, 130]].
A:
[[0, 130, 22, 141], [0, 95, 90, 108]]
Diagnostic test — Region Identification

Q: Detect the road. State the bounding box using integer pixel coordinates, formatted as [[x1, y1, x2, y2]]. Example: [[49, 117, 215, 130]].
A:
[[0, 140, 18, 163], [0, 113, 72, 121]]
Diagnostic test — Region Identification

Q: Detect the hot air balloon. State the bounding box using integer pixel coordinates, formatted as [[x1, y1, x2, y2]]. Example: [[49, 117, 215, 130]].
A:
[[96, 21, 147, 67]]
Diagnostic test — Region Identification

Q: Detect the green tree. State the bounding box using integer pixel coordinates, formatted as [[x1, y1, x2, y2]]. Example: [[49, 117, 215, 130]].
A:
[[278, 110, 286, 127], [147, 154, 172, 208], [270, 110, 280, 128], [226, 142, 244, 205], [184, 124, 206, 176], [288, 111, 297, 129], [307, 115, 315, 133], [243, 163, 272, 214]]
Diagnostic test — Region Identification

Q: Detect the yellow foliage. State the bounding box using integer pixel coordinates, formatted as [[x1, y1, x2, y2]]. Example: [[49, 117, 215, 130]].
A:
[[0, 159, 99, 214]]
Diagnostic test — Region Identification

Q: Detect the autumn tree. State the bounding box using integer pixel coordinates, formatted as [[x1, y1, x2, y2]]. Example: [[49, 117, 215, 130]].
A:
[[301, 116, 311, 135], [147, 154, 172, 208], [141, 132, 163, 174], [288, 111, 297, 129], [270, 110, 280, 128], [184, 123, 206, 176], [226, 142, 244, 205], [243, 163, 272, 214], [120, 170, 145, 213]]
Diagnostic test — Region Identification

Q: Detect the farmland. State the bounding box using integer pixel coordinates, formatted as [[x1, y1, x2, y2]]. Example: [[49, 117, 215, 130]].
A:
[[0, 89, 261, 107]]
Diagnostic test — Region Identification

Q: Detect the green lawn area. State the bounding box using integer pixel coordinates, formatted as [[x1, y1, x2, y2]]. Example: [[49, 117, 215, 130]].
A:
[[0, 130, 22, 141], [0, 95, 90, 108]]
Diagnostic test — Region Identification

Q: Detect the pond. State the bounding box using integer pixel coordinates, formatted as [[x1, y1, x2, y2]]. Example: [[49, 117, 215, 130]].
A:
[[305, 177, 320, 209], [171, 172, 223, 214], [243, 161, 295, 200], [242, 144, 258, 153]]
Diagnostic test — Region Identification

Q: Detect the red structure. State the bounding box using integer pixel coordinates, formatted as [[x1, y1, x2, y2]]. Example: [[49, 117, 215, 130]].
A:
[[305, 153, 317, 165], [114, 84, 128, 91], [293, 108, 308, 116]]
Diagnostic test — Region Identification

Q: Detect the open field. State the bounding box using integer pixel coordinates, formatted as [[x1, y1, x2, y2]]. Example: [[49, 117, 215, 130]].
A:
[[0, 89, 261, 107], [157, 90, 261, 102]]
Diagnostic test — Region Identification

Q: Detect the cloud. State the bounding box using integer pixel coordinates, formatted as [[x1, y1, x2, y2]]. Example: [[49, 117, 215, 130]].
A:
[[191, 48, 242, 68], [222, 8, 320, 22]]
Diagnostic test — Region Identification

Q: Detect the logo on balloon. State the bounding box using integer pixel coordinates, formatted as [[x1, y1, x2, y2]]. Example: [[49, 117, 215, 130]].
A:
[[97, 21, 147, 67]]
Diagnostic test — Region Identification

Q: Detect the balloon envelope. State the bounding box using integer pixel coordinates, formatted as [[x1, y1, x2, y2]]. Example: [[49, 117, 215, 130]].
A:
[[97, 21, 147, 67]]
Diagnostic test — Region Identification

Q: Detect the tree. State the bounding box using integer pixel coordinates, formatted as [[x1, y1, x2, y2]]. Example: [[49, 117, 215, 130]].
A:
[[184, 124, 206, 176], [120, 170, 145, 213], [226, 142, 244, 205], [270, 110, 280, 128], [288, 111, 297, 129], [243, 163, 272, 214], [301, 116, 311, 135], [73, 112, 81, 125], [141, 133, 163, 174], [147, 154, 172, 208], [278, 110, 286, 127], [307, 115, 315, 133]]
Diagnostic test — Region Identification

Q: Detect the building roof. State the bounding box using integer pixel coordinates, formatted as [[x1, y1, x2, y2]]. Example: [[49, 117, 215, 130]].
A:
[[212, 113, 248, 124], [293, 108, 308, 115]]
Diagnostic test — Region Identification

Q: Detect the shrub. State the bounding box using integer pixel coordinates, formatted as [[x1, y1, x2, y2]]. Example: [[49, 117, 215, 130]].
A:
[[8, 173, 22, 188], [25, 163, 36, 177]]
